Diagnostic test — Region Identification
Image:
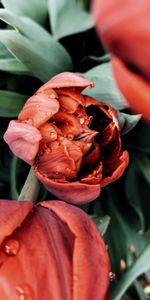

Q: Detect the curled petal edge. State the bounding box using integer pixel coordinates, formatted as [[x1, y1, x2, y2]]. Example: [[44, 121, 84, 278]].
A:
[[36, 72, 94, 93], [35, 170, 101, 205], [101, 150, 129, 187]]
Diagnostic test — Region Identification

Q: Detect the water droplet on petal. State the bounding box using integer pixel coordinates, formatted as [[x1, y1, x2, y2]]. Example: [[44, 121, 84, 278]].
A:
[[109, 271, 116, 282], [79, 118, 84, 125], [16, 284, 34, 300], [3, 239, 20, 256]]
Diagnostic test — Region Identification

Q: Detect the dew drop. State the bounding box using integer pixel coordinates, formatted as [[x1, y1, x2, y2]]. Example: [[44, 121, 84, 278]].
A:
[[109, 271, 116, 282], [16, 284, 34, 300], [3, 239, 20, 256], [79, 118, 84, 125]]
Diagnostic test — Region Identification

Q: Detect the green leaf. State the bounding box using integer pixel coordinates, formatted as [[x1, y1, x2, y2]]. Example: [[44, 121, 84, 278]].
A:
[[80, 53, 110, 66], [0, 9, 73, 80], [83, 63, 128, 110], [134, 153, 150, 185], [110, 242, 150, 300], [0, 58, 30, 75], [0, 41, 12, 58], [90, 215, 110, 236], [1, 0, 48, 24], [0, 40, 29, 75], [123, 121, 150, 154], [48, 0, 93, 39], [0, 90, 28, 117], [0, 29, 72, 82], [134, 280, 147, 300], [120, 113, 141, 135], [125, 161, 150, 233]]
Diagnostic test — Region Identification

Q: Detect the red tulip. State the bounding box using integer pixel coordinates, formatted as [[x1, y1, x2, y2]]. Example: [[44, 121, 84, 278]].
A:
[[0, 199, 110, 300], [92, 0, 150, 121], [4, 72, 129, 204]]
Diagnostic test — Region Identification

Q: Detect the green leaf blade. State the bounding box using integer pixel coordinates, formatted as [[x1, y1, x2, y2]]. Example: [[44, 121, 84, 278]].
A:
[[48, 0, 93, 39], [0, 90, 28, 117], [83, 63, 128, 110]]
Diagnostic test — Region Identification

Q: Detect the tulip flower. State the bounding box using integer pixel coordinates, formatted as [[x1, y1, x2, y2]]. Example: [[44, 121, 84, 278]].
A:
[[0, 199, 110, 300], [4, 72, 129, 204], [92, 0, 150, 121]]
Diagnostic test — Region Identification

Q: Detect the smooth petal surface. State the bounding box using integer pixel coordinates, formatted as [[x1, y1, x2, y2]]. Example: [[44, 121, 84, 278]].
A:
[[4, 120, 42, 164], [0, 200, 110, 300], [92, 0, 150, 82], [92, 0, 150, 120], [112, 56, 150, 121], [36, 72, 94, 93], [35, 170, 101, 204]]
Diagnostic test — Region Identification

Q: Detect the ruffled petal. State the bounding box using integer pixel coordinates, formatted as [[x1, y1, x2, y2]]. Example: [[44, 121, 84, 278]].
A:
[[19, 93, 60, 128], [101, 150, 129, 187]]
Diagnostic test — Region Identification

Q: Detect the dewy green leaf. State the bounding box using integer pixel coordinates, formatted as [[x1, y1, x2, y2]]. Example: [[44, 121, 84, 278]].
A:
[[48, 0, 93, 39], [110, 242, 150, 300], [0, 90, 28, 117], [1, 0, 48, 24], [83, 63, 128, 110], [90, 215, 110, 236]]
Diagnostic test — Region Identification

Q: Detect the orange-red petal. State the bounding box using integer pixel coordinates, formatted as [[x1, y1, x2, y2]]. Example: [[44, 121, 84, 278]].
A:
[[36, 72, 94, 93], [112, 56, 150, 121], [19, 93, 60, 128], [35, 170, 101, 204], [0, 200, 110, 300]]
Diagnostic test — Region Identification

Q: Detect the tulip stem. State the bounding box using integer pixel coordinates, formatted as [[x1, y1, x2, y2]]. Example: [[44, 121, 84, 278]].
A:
[[18, 167, 40, 202]]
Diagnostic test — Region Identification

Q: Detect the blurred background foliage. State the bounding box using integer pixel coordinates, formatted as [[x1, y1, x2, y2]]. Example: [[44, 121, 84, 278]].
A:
[[0, 0, 149, 299]]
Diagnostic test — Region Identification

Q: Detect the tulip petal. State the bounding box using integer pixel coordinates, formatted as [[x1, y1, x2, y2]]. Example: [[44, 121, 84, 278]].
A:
[[58, 88, 85, 107], [0, 200, 33, 245], [93, 0, 150, 82], [19, 93, 60, 128], [41, 200, 110, 300], [101, 150, 129, 187], [4, 120, 42, 164], [0, 201, 72, 300], [35, 169, 101, 204], [112, 56, 150, 121], [36, 72, 94, 93], [0, 200, 110, 300]]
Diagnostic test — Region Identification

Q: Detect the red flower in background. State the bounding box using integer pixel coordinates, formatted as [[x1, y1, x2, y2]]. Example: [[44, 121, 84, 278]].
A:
[[92, 0, 150, 121], [4, 72, 129, 204], [0, 200, 110, 300]]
